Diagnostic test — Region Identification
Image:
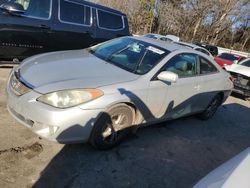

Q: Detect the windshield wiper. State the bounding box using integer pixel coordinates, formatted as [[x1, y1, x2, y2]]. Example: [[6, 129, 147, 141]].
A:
[[133, 49, 148, 73]]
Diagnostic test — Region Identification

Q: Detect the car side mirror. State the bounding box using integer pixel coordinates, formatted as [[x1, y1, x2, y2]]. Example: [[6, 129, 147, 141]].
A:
[[0, 2, 25, 15], [157, 71, 178, 83]]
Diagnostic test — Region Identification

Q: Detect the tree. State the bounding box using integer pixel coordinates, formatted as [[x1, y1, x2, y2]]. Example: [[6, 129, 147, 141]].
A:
[[97, 0, 250, 51]]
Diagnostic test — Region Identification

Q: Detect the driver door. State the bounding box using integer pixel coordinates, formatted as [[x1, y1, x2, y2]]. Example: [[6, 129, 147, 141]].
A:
[[0, 0, 52, 60], [147, 53, 203, 120]]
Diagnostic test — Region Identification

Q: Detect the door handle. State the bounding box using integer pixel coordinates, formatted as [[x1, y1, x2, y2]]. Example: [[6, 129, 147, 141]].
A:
[[39, 24, 50, 29]]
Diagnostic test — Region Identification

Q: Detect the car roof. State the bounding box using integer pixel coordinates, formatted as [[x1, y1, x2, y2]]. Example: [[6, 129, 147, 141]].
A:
[[174, 41, 213, 55], [194, 42, 217, 48], [133, 36, 189, 52], [72, 0, 127, 16], [174, 41, 200, 49], [144, 33, 167, 38]]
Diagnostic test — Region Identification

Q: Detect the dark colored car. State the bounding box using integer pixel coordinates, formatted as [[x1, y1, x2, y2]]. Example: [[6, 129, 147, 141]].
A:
[[194, 42, 218, 56], [214, 53, 246, 68], [0, 0, 130, 61]]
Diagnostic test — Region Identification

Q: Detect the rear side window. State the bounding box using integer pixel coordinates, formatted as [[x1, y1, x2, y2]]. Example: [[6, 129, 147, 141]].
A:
[[97, 10, 124, 30], [199, 57, 218, 74], [59, 0, 91, 25]]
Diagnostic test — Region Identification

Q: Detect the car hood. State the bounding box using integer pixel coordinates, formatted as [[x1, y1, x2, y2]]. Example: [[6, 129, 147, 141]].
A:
[[18, 50, 139, 94], [225, 64, 250, 77]]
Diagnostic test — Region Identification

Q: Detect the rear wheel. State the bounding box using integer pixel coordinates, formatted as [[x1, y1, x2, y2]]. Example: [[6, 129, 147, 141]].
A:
[[198, 94, 222, 120], [90, 104, 134, 150]]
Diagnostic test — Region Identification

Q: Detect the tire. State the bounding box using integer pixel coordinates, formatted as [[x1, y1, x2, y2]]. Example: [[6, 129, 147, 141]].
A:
[[198, 94, 222, 120], [90, 104, 134, 150]]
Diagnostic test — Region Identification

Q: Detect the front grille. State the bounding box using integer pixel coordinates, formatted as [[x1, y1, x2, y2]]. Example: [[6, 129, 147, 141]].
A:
[[10, 72, 31, 96]]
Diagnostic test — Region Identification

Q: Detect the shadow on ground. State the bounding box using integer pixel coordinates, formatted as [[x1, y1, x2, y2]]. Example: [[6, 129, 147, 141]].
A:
[[33, 102, 250, 188]]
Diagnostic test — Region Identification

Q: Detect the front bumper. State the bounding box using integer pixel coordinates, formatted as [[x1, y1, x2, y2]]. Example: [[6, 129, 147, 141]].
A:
[[233, 85, 250, 97], [6, 81, 103, 144], [230, 73, 250, 97]]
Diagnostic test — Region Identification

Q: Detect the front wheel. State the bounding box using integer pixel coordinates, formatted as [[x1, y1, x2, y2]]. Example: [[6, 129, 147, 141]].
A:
[[198, 94, 222, 120], [89, 104, 134, 150]]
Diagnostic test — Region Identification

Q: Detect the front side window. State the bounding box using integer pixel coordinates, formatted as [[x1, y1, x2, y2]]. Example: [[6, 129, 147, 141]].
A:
[[163, 53, 198, 78], [14, 0, 30, 10], [0, 0, 29, 9], [97, 10, 123, 30], [6, 0, 52, 19], [199, 57, 218, 74], [60, 0, 91, 25], [89, 37, 169, 75]]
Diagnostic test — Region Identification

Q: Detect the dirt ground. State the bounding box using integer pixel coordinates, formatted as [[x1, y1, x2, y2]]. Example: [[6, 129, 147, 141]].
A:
[[0, 65, 250, 188]]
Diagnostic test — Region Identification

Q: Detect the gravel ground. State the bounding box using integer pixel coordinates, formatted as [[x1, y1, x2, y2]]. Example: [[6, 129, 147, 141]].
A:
[[0, 66, 249, 188]]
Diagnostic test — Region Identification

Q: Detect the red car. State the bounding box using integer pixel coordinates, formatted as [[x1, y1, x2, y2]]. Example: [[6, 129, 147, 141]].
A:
[[214, 53, 246, 68]]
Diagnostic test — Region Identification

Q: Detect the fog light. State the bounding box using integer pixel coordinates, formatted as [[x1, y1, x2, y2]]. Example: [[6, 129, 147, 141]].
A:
[[49, 126, 59, 135], [36, 126, 59, 136]]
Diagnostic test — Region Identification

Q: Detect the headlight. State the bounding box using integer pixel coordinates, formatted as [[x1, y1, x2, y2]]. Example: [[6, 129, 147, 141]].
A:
[[37, 89, 103, 108]]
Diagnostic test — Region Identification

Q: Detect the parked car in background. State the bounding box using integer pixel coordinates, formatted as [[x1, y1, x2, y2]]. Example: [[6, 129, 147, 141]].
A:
[[225, 58, 250, 99], [165, 34, 180, 42], [193, 42, 218, 56], [174, 41, 213, 58], [143, 33, 179, 42], [214, 53, 246, 68], [6, 36, 233, 149], [194, 147, 250, 188], [0, 0, 129, 61]]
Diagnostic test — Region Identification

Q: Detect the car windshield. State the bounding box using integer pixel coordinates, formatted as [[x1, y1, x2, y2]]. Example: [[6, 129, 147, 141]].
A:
[[239, 59, 250, 67], [218, 53, 239, 61], [89, 37, 169, 75]]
